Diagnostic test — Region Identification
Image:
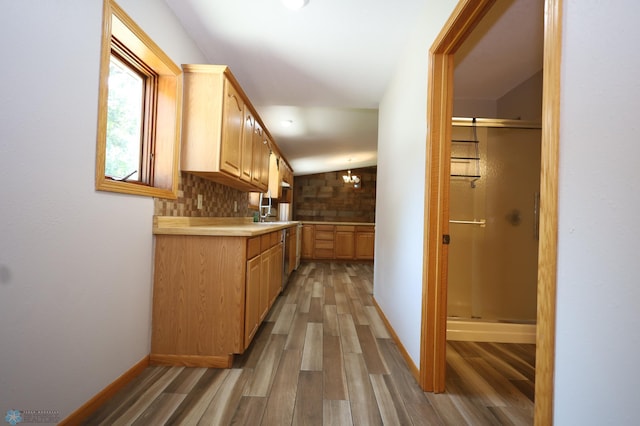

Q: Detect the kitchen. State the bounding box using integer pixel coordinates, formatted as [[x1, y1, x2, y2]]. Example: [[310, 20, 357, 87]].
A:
[[2, 0, 640, 425]]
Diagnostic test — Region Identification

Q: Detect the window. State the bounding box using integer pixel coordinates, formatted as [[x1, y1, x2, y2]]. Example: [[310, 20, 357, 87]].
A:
[[96, 0, 181, 198]]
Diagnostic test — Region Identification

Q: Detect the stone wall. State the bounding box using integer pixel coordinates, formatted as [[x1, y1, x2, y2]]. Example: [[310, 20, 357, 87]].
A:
[[293, 167, 376, 223]]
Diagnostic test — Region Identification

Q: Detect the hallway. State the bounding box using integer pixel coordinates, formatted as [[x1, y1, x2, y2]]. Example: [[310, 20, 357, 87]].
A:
[[84, 262, 534, 425]]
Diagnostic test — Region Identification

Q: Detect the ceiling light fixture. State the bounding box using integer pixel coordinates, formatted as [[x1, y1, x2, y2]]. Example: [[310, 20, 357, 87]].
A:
[[281, 119, 294, 127], [281, 0, 309, 11], [342, 160, 361, 188]]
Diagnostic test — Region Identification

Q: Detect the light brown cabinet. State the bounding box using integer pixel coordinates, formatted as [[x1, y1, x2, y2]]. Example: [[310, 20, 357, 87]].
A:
[[240, 108, 255, 184], [301, 223, 375, 261], [151, 230, 283, 368], [245, 254, 261, 345], [268, 243, 283, 307], [220, 79, 244, 178], [288, 226, 297, 275], [180, 64, 271, 193], [314, 224, 335, 259], [335, 225, 356, 259], [355, 226, 375, 260], [267, 150, 294, 202], [301, 224, 314, 258], [254, 125, 270, 192]]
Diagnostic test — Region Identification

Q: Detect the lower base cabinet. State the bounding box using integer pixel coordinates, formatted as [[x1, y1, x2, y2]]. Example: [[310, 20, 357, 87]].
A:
[[301, 223, 375, 261], [151, 232, 283, 368]]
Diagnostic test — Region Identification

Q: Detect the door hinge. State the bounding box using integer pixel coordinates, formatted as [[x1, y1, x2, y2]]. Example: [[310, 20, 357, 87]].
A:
[[443, 234, 450, 245]]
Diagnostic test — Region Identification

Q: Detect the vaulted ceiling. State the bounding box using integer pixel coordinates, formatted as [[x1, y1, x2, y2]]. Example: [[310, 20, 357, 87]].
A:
[[166, 0, 543, 175]]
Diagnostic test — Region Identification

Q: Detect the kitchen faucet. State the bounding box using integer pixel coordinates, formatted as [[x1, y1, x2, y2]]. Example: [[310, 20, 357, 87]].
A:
[[258, 190, 272, 222]]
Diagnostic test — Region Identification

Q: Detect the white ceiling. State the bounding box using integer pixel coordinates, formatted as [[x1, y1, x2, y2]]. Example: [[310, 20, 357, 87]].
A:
[[166, 0, 543, 176]]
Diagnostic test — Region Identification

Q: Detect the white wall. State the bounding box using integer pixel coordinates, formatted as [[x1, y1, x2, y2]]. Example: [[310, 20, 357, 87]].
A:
[[497, 69, 543, 121], [0, 0, 205, 420], [453, 98, 498, 119], [375, 0, 458, 366], [554, 1, 640, 424]]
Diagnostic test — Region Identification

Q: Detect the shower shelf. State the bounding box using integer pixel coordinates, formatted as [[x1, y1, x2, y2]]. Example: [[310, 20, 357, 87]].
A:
[[450, 139, 481, 180]]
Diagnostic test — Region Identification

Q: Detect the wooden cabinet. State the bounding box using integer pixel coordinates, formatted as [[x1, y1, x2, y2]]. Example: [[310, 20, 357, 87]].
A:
[[300, 223, 375, 260], [269, 243, 283, 307], [220, 80, 244, 178], [245, 254, 261, 345], [335, 225, 356, 259], [288, 226, 297, 275], [240, 107, 255, 184], [255, 126, 270, 192], [355, 226, 375, 260], [268, 152, 281, 199], [314, 224, 335, 259], [151, 230, 283, 368], [301, 224, 314, 259], [268, 151, 294, 201], [180, 64, 271, 193]]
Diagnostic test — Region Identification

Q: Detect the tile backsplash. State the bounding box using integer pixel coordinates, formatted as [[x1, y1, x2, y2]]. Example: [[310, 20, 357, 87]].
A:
[[154, 172, 250, 217]]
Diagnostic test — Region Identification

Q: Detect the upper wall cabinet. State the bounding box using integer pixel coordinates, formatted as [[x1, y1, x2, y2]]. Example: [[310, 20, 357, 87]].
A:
[[268, 150, 294, 201], [181, 64, 271, 192]]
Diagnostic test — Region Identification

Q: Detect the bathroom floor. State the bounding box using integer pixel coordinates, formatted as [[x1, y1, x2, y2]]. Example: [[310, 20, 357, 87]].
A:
[[431, 340, 536, 424]]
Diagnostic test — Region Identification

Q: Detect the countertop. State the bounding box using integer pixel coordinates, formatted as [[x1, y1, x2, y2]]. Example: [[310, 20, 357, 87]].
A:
[[301, 221, 375, 226], [153, 216, 300, 237]]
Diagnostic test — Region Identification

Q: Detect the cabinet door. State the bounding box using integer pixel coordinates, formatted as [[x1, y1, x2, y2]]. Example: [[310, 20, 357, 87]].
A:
[[268, 152, 281, 199], [240, 108, 255, 184], [355, 231, 375, 260], [259, 250, 270, 322], [251, 123, 269, 192], [221, 80, 243, 177], [288, 227, 297, 274], [335, 227, 355, 259], [258, 132, 271, 191], [245, 255, 261, 348], [301, 224, 314, 258], [269, 243, 283, 306]]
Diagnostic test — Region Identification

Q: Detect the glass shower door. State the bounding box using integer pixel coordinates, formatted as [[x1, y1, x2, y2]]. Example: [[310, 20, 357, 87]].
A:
[[448, 124, 541, 323]]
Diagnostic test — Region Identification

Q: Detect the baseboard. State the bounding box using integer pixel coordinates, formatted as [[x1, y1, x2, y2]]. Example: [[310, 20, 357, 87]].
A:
[[59, 355, 150, 426], [371, 297, 420, 384], [150, 353, 233, 368]]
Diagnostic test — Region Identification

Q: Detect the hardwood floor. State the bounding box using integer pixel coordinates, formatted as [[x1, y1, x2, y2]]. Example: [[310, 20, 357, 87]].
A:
[[83, 262, 535, 425]]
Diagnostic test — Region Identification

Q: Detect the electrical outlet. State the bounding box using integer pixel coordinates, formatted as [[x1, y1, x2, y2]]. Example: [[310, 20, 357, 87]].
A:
[[197, 194, 203, 210], [234, 201, 238, 212]]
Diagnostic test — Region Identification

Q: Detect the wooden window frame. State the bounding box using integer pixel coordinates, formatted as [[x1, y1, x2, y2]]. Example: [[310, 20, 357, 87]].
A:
[[95, 0, 181, 198]]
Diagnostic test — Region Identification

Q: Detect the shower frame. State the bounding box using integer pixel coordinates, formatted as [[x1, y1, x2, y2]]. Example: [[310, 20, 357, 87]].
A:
[[448, 117, 541, 325]]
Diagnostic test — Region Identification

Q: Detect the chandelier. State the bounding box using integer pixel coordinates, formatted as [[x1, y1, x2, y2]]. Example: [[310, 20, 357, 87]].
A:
[[342, 169, 361, 188]]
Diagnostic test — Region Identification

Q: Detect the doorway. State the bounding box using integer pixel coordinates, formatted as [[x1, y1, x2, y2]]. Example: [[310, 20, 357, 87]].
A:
[[448, 120, 541, 338], [420, 1, 562, 424]]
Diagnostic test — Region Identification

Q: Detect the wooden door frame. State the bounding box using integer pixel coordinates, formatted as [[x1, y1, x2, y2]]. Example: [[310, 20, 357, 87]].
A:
[[420, 0, 562, 425]]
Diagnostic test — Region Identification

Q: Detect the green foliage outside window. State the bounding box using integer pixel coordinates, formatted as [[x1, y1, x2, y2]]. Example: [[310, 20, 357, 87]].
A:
[[105, 55, 143, 181]]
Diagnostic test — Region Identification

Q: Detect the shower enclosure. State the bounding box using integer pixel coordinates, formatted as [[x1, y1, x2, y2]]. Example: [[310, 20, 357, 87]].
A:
[[447, 118, 541, 342]]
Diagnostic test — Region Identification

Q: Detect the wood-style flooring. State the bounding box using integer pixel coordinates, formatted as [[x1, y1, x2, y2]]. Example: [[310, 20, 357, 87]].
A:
[[83, 262, 535, 425]]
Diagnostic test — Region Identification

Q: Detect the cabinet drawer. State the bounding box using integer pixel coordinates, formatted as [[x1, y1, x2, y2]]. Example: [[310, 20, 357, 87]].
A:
[[356, 225, 375, 233], [315, 231, 335, 241], [315, 240, 334, 250], [315, 224, 335, 232], [271, 231, 280, 246], [261, 233, 272, 251], [315, 248, 334, 258], [247, 236, 261, 258], [336, 225, 355, 232]]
